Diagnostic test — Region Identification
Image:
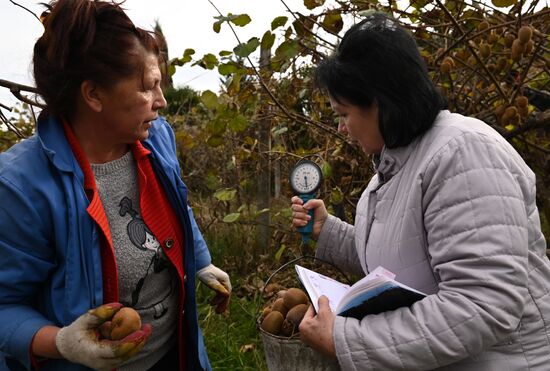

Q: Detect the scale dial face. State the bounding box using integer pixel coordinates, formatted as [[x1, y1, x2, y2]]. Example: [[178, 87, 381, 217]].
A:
[[290, 161, 322, 194]]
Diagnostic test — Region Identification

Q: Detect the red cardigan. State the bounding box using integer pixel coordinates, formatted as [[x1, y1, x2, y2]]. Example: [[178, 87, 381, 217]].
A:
[[63, 122, 186, 370]]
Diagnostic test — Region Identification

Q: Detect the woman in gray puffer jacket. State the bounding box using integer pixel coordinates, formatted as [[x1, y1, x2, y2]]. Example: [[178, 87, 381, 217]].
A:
[[290, 12, 550, 371]]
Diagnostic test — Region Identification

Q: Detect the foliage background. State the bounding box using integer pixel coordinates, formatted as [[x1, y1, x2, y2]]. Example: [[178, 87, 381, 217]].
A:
[[0, 0, 549, 369]]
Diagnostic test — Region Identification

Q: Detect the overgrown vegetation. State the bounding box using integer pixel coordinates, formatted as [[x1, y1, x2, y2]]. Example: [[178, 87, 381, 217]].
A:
[[0, 0, 549, 368]]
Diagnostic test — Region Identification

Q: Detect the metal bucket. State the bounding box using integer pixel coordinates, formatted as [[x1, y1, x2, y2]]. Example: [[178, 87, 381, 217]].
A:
[[258, 256, 348, 371], [258, 323, 341, 371]]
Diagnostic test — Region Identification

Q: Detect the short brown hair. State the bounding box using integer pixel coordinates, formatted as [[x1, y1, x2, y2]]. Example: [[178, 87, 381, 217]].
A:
[[33, 0, 163, 119]]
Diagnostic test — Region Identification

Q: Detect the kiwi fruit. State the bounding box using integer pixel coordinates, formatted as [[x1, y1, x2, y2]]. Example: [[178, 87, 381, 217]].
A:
[[276, 289, 287, 299], [479, 43, 491, 59], [496, 57, 508, 72], [261, 306, 272, 320], [515, 96, 528, 108], [524, 39, 533, 54], [261, 311, 284, 335], [494, 104, 505, 119], [271, 297, 289, 317], [511, 39, 524, 61], [501, 106, 518, 125], [477, 20, 489, 32], [487, 32, 498, 44], [286, 303, 309, 328], [281, 319, 295, 337], [504, 33, 515, 48], [440, 61, 452, 74], [518, 26, 532, 44], [283, 288, 309, 309], [518, 105, 529, 118]]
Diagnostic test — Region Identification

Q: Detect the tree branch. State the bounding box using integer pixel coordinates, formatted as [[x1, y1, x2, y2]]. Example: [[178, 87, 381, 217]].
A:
[[207, 0, 342, 140], [8, 0, 41, 23], [0, 79, 45, 109]]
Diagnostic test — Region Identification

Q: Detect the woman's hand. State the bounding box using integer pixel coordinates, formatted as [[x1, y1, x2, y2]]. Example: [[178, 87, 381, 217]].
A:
[[197, 264, 232, 314], [299, 296, 336, 358], [54, 302, 151, 370], [290, 196, 328, 241]]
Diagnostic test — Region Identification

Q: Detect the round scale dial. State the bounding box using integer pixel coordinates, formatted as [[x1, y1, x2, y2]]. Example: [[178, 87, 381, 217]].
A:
[[290, 160, 322, 194]]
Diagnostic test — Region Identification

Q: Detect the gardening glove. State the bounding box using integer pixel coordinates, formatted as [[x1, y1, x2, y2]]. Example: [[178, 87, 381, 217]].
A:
[[197, 264, 232, 314], [55, 302, 152, 371]]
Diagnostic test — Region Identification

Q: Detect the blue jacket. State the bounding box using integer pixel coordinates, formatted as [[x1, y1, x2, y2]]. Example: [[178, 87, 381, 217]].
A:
[[0, 115, 212, 371]]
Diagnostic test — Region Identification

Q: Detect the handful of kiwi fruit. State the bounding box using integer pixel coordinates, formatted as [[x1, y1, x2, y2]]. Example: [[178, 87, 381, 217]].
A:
[[260, 287, 310, 337]]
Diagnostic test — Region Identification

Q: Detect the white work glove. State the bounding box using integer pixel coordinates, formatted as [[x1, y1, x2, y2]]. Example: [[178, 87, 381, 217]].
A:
[[197, 264, 232, 313], [55, 302, 152, 371]]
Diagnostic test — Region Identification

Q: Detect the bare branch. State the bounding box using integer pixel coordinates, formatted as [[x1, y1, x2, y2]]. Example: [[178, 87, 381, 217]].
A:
[[207, 0, 341, 140], [8, 0, 41, 23], [0, 79, 45, 109], [434, 0, 507, 100]]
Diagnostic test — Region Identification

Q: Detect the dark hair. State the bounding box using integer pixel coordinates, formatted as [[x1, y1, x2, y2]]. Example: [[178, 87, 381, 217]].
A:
[[315, 12, 446, 148], [33, 0, 163, 119]]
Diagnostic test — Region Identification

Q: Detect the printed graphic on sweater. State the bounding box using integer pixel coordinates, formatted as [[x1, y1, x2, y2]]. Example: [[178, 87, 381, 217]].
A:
[[119, 196, 174, 319]]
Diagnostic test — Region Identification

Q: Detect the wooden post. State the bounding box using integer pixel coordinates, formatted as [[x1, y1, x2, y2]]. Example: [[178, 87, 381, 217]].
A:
[[256, 46, 273, 254]]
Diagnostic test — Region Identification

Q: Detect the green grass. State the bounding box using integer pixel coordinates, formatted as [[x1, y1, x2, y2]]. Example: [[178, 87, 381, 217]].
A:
[[197, 282, 268, 370]]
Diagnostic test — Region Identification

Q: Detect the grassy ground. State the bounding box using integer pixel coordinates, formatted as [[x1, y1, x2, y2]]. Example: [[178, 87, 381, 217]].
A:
[[197, 281, 268, 370]]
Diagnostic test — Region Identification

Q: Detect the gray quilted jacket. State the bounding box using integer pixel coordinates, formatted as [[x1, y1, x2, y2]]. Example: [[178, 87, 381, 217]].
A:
[[316, 110, 550, 370]]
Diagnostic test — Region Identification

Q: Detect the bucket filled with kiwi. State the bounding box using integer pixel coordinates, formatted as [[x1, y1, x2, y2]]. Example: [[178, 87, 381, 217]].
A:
[[257, 257, 341, 371]]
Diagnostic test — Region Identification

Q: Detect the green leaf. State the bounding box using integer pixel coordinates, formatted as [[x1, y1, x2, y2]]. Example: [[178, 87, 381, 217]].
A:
[[223, 213, 241, 223], [214, 188, 237, 201], [491, 0, 517, 7], [322, 161, 332, 179], [304, 0, 325, 10], [213, 20, 222, 33], [177, 48, 195, 65], [219, 50, 233, 57], [207, 117, 227, 135], [234, 37, 260, 58], [271, 16, 288, 30], [229, 114, 248, 132], [230, 14, 252, 27], [227, 74, 242, 96], [168, 63, 176, 77], [205, 174, 220, 191], [330, 186, 344, 204], [206, 135, 224, 147], [274, 244, 286, 262], [261, 31, 276, 51], [201, 53, 219, 70], [274, 40, 299, 61], [218, 62, 239, 76], [321, 12, 343, 34], [201, 90, 219, 109]]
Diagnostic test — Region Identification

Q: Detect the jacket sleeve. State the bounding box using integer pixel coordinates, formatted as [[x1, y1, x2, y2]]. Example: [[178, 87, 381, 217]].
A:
[[0, 174, 56, 369], [315, 215, 364, 277], [153, 118, 213, 271], [333, 132, 531, 370], [187, 205, 211, 271]]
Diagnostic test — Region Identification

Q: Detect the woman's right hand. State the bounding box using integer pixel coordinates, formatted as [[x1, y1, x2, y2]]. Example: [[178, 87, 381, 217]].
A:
[[54, 302, 151, 370], [291, 196, 328, 241]]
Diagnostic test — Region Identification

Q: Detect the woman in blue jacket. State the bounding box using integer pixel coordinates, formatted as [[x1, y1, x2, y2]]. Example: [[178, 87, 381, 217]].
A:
[[0, 0, 230, 370]]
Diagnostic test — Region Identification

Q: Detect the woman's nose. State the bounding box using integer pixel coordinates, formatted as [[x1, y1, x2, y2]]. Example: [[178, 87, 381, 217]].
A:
[[338, 119, 347, 134], [154, 89, 167, 110]]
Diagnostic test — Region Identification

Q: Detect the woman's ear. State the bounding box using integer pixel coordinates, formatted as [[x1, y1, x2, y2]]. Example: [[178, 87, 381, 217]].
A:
[[80, 80, 103, 113]]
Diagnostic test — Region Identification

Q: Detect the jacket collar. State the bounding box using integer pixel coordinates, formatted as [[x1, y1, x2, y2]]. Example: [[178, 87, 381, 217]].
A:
[[37, 113, 157, 174], [36, 113, 78, 173], [373, 110, 449, 183], [373, 134, 418, 183]]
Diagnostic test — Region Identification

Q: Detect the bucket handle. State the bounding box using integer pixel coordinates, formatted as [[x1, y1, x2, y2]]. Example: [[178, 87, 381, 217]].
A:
[[258, 255, 353, 318]]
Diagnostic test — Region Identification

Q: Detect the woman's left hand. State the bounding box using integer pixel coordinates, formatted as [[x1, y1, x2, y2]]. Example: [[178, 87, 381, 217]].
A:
[[299, 296, 337, 358], [197, 264, 232, 314]]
